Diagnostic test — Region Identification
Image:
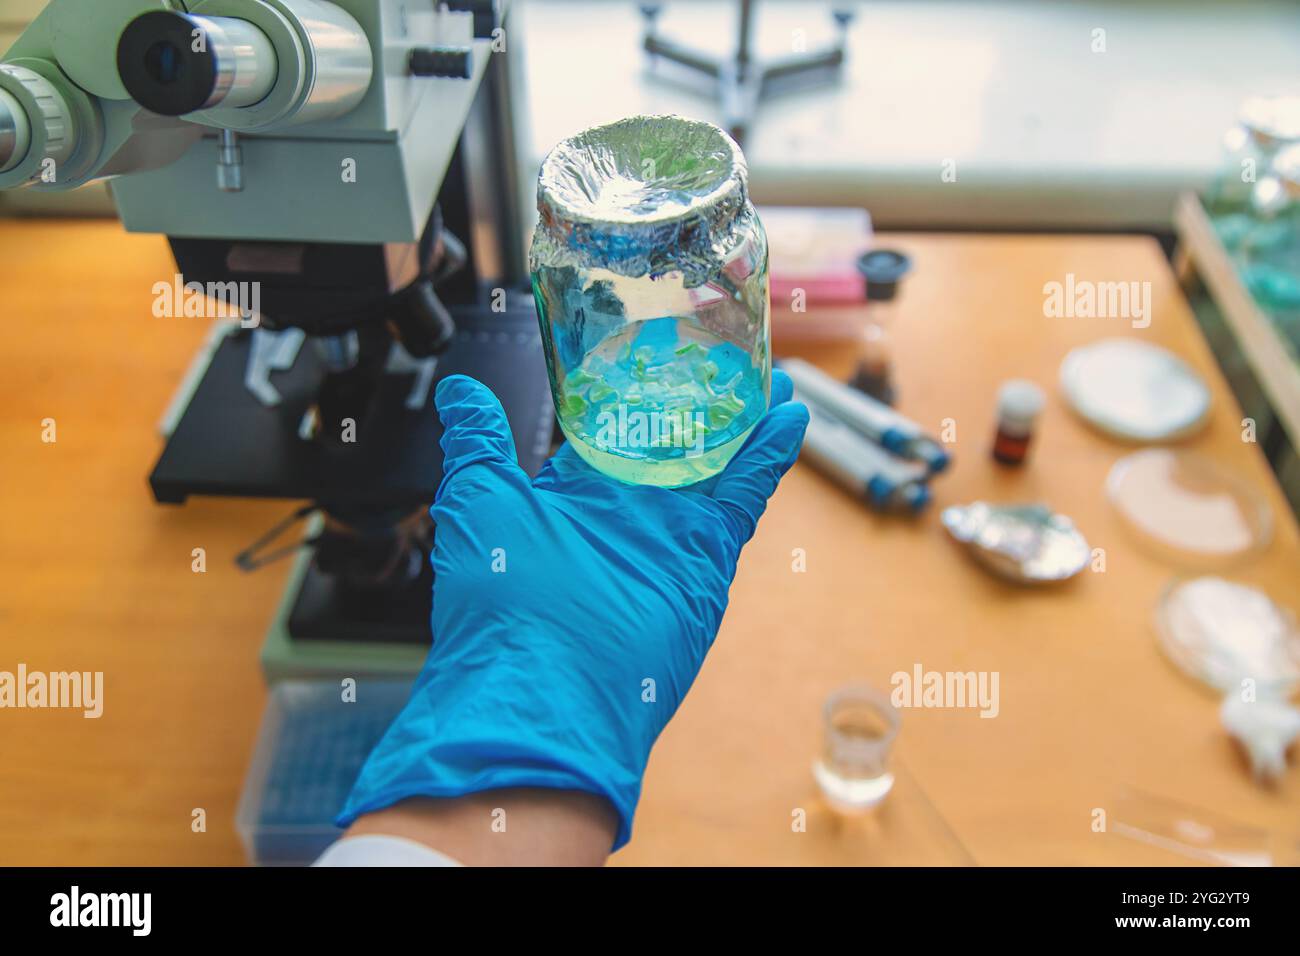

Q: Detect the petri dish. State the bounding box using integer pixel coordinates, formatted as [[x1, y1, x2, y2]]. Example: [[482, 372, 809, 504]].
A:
[[1060, 339, 1211, 442], [1106, 449, 1272, 567], [1154, 576, 1300, 696]]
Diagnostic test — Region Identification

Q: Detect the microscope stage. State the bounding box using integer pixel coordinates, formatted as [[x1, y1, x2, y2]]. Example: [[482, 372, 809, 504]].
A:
[[149, 302, 555, 507]]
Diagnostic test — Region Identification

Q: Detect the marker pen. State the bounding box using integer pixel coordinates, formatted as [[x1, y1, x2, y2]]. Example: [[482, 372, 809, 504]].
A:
[[781, 357, 950, 473], [799, 394, 932, 514]]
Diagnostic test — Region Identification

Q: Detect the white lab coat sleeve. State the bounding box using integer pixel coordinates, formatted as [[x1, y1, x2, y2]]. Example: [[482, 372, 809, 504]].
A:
[[312, 835, 464, 867]]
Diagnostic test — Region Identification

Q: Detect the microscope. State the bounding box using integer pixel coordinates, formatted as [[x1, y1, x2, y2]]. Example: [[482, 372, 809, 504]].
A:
[[0, 0, 553, 677]]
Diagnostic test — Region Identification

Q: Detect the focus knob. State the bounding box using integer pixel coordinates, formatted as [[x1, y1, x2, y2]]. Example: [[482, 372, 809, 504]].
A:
[[0, 64, 75, 179], [408, 47, 472, 79]]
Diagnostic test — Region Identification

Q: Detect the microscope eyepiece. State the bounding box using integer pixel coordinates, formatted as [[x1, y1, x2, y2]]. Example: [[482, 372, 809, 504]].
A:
[[118, 11, 276, 116]]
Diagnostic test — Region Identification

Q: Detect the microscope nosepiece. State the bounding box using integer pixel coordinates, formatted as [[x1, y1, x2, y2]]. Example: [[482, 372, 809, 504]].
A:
[[117, 10, 277, 116]]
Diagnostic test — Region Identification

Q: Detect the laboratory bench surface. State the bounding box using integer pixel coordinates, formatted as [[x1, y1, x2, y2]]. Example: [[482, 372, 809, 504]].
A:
[[0, 221, 1297, 866]]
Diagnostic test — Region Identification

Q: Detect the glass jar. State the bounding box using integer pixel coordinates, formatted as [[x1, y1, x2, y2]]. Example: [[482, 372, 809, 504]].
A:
[[529, 115, 770, 488], [1241, 143, 1300, 337], [1205, 95, 1300, 251]]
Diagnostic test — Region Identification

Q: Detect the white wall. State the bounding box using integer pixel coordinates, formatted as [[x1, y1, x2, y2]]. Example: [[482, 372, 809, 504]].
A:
[[517, 0, 1300, 230]]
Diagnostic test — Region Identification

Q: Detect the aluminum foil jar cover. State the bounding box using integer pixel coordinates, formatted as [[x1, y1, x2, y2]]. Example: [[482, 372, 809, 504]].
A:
[[530, 114, 756, 286]]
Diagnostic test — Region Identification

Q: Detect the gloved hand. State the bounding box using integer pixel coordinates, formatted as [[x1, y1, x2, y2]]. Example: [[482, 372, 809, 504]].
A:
[[338, 369, 808, 850]]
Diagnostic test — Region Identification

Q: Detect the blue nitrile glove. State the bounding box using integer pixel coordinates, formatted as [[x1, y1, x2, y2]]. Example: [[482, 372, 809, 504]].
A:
[[337, 368, 808, 850]]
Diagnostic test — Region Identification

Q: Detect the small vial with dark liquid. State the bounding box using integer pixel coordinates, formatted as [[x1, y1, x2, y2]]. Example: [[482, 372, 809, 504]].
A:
[[992, 379, 1045, 466]]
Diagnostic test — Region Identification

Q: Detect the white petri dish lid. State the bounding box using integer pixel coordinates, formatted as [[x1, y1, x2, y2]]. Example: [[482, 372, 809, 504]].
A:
[[1106, 448, 1272, 567], [1155, 576, 1300, 695], [1060, 338, 1211, 442]]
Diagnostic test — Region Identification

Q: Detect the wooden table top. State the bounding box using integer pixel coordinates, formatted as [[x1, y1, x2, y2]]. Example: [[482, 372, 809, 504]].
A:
[[1, 221, 1296, 865]]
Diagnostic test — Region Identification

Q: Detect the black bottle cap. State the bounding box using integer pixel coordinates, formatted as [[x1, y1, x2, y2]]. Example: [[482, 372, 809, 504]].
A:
[[848, 364, 895, 406], [856, 249, 912, 302]]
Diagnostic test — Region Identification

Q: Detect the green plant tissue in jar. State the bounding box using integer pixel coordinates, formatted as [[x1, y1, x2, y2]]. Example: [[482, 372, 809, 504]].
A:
[[530, 114, 771, 488]]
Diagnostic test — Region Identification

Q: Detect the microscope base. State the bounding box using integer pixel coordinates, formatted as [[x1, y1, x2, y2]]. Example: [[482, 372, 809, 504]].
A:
[[260, 543, 428, 683], [287, 553, 433, 647]]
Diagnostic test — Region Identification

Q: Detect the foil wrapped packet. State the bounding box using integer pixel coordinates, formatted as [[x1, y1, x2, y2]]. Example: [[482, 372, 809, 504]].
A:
[[942, 501, 1090, 584]]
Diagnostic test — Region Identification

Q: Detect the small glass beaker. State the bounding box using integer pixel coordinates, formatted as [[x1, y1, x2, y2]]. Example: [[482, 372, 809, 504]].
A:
[[529, 115, 771, 488], [813, 684, 901, 814]]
